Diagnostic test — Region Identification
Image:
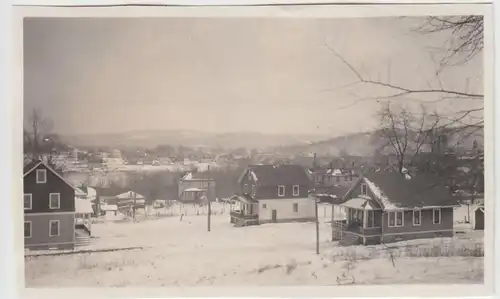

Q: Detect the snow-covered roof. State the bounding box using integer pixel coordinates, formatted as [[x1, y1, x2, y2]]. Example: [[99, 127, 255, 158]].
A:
[[86, 187, 97, 197], [341, 197, 380, 210], [316, 193, 338, 198], [184, 187, 204, 192], [101, 204, 118, 211], [116, 191, 145, 199], [361, 172, 459, 210], [363, 177, 397, 210], [75, 188, 87, 197], [75, 198, 94, 214]]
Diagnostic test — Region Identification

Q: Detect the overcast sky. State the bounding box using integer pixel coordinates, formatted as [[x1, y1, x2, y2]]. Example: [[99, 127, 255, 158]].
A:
[[23, 17, 483, 136]]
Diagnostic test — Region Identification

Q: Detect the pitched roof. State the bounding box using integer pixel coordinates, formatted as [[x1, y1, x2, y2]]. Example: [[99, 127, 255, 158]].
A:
[[362, 172, 459, 210], [230, 194, 258, 204], [341, 197, 380, 210], [241, 164, 312, 186], [23, 159, 79, 192], [24, 159, 42, 174], [181, 171, 214, 181], [116, 191, 145, 200]]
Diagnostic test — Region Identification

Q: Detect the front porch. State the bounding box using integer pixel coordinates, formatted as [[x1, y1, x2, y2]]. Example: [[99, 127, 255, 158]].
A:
[[332, 197, 382, 245], [180, 188, 208, 203], [75, 198, 93, 236], [229, 195, 259, 227]]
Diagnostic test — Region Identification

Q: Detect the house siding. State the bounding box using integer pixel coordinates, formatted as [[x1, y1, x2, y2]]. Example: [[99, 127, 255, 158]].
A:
[[24, 213, 75, 249], [254, 184, 310, 199], [383, 208, 453, 234], [380, 208, 454, 243], [24, 164, 75, 213], [258, 197, 315, 223]]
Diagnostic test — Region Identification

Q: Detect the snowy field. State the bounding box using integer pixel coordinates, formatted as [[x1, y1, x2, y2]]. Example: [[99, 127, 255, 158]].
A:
[[25, 203, 483, 287]]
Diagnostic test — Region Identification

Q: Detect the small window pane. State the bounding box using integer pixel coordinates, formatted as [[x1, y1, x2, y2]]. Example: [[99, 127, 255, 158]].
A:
[[414, 211, 421, 225], [396, 212, 403, 226], [293, 203, 298, 212], [50, 194, 60, 209], [24, 194, 31, 209], [24, 222, 31, 238], [434, 209, 440, 224], [36, 169, 47, 183], [50, 221, 59, 236], [389, 212, 395, 226], [361, 184, 367, 196]]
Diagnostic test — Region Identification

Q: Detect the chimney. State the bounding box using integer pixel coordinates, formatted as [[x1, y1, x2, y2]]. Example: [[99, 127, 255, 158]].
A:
[[313, 153, 317, 170]]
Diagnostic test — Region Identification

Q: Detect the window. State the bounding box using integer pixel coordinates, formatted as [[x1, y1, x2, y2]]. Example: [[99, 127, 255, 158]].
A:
[[413, 210, 422, 226], [24, 221, 31, 238], [366, 210, 375, 228], [262, 203, 267, 209], [433, 208, 441, 224], [293, 203, 298, 213], [243, 184, 248, 194], [388, 211, 404, 227], [361, 183, 368, 196], [49, 193, 60, 209], [336, 176, 340, 182], [292, 185, 300, 196], [251, 184, 256, 196], [49, 220, 60, 236], [278, 185, 285, 197], [24, 194, 32, 210], [36, 169, 47, 184]]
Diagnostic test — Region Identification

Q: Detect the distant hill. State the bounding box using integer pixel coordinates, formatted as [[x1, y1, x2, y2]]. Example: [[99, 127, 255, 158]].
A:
[[277, 126, 484, 157], [60, 126, 483, 155], [60, 130, 329, 150]]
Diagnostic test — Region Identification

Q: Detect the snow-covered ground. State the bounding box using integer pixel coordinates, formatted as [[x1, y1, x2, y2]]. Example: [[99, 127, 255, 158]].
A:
[[25, 203, 483, 287]]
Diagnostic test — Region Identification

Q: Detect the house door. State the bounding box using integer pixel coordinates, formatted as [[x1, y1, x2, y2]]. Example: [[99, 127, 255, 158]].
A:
[[271, 210, 277, 223]]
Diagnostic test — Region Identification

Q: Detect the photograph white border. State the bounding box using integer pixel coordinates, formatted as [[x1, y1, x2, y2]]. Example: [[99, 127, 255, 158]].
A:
[[1, 1, 496, 298]]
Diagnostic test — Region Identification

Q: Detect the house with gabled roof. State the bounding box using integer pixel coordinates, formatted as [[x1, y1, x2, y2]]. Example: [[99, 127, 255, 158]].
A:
[[332, 171, 460, 246], [178, 171, 216, 203], [23, 159, 78, 250], [230, 164, 315, 226]]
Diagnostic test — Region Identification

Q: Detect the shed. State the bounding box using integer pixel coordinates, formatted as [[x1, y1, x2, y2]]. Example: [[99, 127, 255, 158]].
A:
[[474, 207, 484, 230]]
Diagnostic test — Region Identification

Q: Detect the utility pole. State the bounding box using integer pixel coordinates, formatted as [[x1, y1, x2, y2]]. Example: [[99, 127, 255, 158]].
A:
[[315, 194, 319, 255], [312, 153, 319, 255], [205, 194, 211, 232], [133, 190, 137, 222]]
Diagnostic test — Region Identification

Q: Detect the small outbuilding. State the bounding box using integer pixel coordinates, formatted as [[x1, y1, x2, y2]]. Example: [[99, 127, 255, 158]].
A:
[[474, 206, 484, 230]]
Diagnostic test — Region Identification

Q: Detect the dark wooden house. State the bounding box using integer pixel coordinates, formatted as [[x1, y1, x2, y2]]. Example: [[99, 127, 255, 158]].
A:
[[332, 171, 460, 246], [23, 160, 77, 250]]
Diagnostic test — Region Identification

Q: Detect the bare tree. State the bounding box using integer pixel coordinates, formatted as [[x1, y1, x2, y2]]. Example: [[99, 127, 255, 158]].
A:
[[325, 16, 484, 133], [24, 108, 65, 171], [377, 103, 441, 174], [415, 16, 484, 70]]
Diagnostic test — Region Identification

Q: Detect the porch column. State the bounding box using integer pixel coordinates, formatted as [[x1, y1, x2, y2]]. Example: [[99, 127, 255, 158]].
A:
[[363, 210, 367, 228]]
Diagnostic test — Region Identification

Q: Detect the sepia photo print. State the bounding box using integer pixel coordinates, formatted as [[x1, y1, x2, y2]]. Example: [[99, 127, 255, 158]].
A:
[[16, 3, 492, 292]]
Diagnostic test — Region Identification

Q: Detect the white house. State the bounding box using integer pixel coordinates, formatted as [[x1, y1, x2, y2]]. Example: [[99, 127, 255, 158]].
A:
[[230, 164, 315, 226]]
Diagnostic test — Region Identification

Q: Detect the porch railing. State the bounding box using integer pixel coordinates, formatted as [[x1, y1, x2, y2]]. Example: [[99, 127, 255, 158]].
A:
[[230, 211, 258, 220]]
